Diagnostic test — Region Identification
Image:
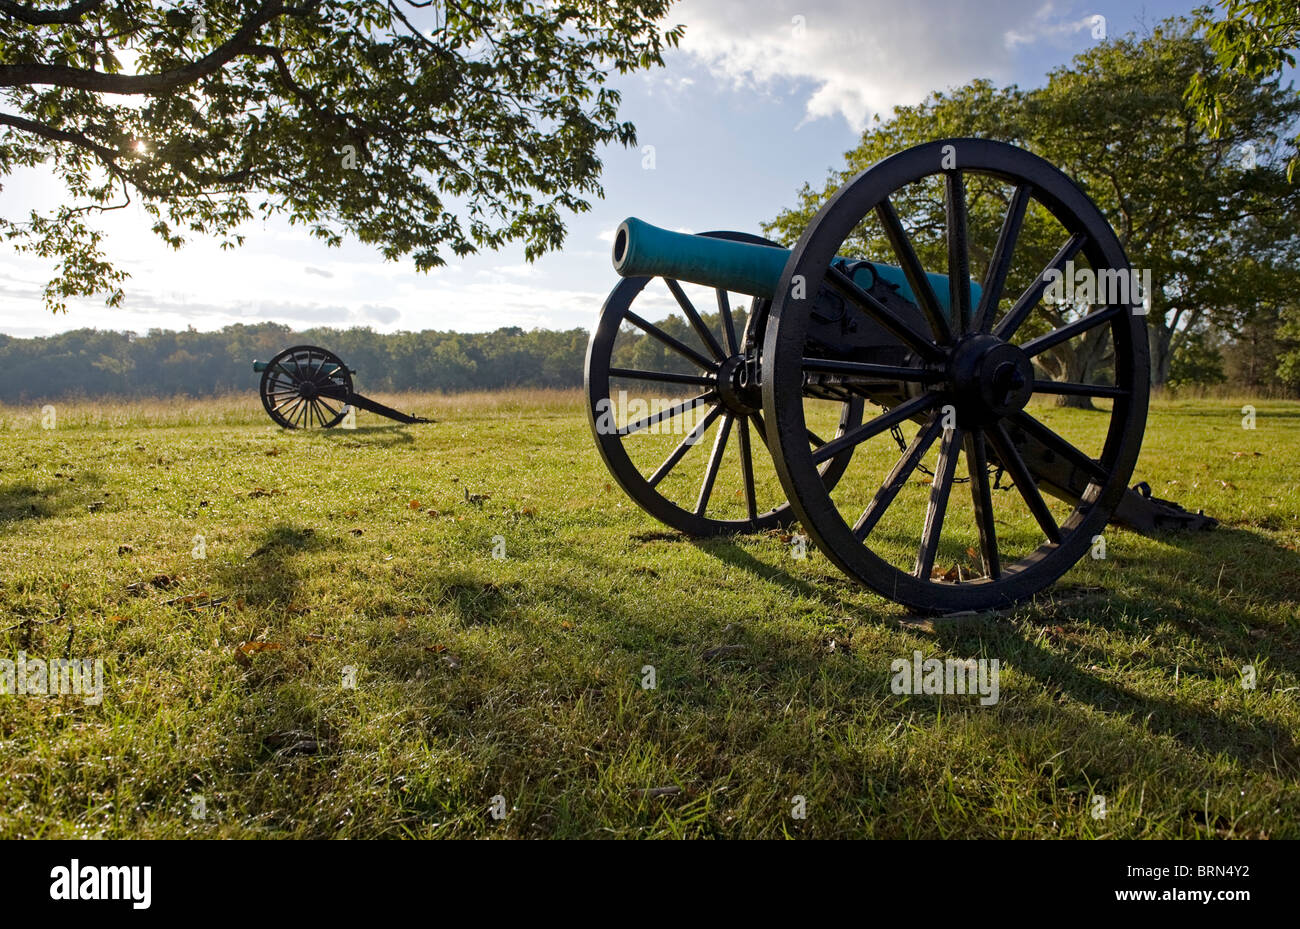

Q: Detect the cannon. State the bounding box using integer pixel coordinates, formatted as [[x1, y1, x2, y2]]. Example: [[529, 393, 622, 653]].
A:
[[586, 138, 1211, 613], [252, 345, 432, 429]]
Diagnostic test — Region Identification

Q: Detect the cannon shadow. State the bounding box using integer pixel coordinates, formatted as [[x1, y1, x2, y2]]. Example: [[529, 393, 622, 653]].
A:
[[683, 523, 1299, 771], [316, 425, 418, 448]]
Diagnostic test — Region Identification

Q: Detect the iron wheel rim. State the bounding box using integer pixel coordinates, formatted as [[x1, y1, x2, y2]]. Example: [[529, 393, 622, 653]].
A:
[[586, 231, 864, 536], [259, 345, 353, 430], [763, 138, 1149, 611]]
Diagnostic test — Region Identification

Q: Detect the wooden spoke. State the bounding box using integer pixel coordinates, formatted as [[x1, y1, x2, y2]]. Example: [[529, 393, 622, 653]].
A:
[[945, 171, 972, 336], [619, 392, 717, 437], [987, 421, 1061, 543], [624, 310, 718, 371], [876, 196, 951, 343], [853, 416, 943, 541], [609, 367, 716, 387], [914, 425, 963, 580], [647, 405, 722, 488], [825, 266, 946, 362], [993, 233, 1087, 341], [973, 183, 1031, 333], [810, 392, 937, 465], [1018, 305, 1120, 357], [695, 413, 733, 516], [664, 278, 727, 361], [965, 429, 1000, 579]]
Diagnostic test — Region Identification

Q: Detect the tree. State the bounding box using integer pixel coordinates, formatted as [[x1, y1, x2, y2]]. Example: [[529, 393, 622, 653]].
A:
[[0, 1, 682, 311], [1189, 0, 1300, 179], [764, 19, 1300, 396]]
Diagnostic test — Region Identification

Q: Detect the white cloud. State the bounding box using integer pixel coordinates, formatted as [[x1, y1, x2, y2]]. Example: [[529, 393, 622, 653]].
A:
[[673, 0, 1091, 130]]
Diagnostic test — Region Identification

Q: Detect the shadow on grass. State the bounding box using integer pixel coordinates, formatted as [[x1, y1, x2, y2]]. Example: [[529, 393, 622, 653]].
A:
[[214, 524, 343, 608], [212, 517, 1297, 836], [682, 520, 1299, 771], [0, 472, 105, 531], [317, 424, 420, 448]]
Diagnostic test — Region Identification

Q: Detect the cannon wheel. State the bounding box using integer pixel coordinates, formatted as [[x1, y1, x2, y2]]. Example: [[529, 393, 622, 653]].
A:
[[259, 345, 353, 430], [586, 231, 863, 536], [763, 139, 1149, 612]]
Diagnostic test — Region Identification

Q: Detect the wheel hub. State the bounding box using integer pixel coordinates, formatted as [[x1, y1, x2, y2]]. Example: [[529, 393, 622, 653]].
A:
[[298, 380, 319, 400], [949, 335, 1034, 423], [716, 354, 760, 415]]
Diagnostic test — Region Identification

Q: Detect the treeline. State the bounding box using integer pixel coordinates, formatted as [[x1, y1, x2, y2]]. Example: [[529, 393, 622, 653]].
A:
[[0, 323, 593, 402], [0, 304, 1293, 402]]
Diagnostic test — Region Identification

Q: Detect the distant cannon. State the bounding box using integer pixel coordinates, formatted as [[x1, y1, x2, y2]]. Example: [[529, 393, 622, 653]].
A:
[[586, 138, 1211, 613], [252, 345, 431, 429]]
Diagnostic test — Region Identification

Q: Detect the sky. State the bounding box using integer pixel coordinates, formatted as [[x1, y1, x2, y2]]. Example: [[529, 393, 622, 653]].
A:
[[0, 0, 1206, 338]]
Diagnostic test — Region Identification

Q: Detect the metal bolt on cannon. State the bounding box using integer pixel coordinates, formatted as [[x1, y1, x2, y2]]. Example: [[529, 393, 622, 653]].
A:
[[585, 139, 1212, 614]]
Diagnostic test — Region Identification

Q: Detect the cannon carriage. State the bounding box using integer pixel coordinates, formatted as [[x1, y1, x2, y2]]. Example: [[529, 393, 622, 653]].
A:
[[252, 344, 432, 429], [585, 139, 1210, 613]]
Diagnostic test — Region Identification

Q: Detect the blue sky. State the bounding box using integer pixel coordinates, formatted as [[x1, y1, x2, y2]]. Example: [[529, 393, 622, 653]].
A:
[[0, 0, 1205, 337]]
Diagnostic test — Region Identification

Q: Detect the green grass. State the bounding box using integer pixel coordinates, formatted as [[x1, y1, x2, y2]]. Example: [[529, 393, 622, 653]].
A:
[[0, 391, 1296, 838]]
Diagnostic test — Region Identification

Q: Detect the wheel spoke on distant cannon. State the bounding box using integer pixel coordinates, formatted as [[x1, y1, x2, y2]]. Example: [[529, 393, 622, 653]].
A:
[[945, 171, 972, 337], [914, 425, 963, 580], [624, 310, 719, 371], [695, 413, 733, 516], [1018, 304, 1121, 357], [965, 429, 1001, 580], [973, 184, 1032, 333], [825, 266, 945, 362], [876, 197, 951, 344], [993, 233, 1088, 341], [986, 421, 1060, 543], [316, 398, 341, 421], [852, 415, 943, 542], [664, 279, 727, 362], [809, 392, 936, 466]]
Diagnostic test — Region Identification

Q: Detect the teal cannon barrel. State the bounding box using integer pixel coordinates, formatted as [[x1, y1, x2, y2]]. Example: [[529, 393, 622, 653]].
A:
[[611, 217, 978, 313]]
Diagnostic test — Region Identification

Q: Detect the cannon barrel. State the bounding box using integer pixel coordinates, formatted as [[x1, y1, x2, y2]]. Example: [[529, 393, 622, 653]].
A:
[[611, 217, 979, 313]]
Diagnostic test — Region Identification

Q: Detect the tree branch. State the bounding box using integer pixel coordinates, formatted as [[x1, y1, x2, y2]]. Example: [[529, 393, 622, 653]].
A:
[[0, 0, 105, 26], [0, 1, 304, 94], [0, 110, 163, 197]]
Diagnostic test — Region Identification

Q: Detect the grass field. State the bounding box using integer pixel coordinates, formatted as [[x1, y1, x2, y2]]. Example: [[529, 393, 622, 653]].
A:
[[0, 390, 1297, 838]]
